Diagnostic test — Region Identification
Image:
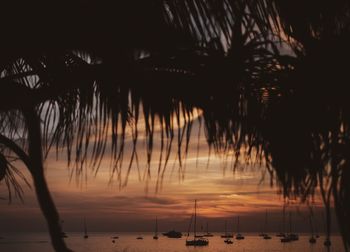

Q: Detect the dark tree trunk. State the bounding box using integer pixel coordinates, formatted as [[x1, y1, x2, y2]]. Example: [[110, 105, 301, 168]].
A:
[[24, 108, 72, 252]]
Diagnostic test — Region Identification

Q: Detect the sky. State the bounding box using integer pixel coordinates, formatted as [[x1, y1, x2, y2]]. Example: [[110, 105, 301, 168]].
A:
[[0, 110, 338, 234]]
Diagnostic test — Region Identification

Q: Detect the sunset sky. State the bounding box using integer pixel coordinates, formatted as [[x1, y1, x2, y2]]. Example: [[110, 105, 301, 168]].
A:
[[0, 111, 337, 234]]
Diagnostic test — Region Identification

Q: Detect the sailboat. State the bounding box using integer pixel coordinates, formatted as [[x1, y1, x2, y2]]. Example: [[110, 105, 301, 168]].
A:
[[313, 215, 320, 239], [235, 216, 245, 240], [60, 220, 68, 238], [280, 211, 292, 243], [194, 223, 204, 238], [288, 212, 299, 241], [281, 212, 292, 243], [83, 218, 89, 239], [276, 206, 286, 237], [313, 211, 320, 238], [153, 217, 159, 240], [221, 221, 233, 238], [203, 222, 214, 237], [324, 239, 331, 247], [309, 215, 316, 244], [262, 210, 271, 239], [185, 200, 209, 246], [321, 211, 331, 246], [258, 225, 266, 237], [280, 235, 291, 243], [111, 234, 118, 243], [281, 212, 299, 242], [224, 238, 233, 244], [221, 220, 233, 244]]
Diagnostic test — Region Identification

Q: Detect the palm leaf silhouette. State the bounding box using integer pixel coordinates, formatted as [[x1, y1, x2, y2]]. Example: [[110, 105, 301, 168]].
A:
[[0, 1, 350, 251]]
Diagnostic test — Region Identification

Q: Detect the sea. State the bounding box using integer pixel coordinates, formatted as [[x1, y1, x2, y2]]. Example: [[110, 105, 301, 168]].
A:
[[0, 233, 345, 252]]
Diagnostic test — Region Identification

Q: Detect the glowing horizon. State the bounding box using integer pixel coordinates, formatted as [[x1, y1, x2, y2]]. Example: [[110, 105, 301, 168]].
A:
[[0, 115, 335, 233]]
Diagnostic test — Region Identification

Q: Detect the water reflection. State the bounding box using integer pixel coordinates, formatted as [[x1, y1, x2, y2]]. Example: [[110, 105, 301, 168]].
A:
[[0, 232, 345, 252]]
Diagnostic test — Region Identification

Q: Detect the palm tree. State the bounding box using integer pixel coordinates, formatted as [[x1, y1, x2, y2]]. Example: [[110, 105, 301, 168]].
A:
[[1, 1, 350, 251]]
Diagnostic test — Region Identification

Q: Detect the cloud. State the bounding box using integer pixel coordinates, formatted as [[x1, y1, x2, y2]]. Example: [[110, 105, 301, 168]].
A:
[[137, 196, 179, 205], [0, 115, 337, 233]]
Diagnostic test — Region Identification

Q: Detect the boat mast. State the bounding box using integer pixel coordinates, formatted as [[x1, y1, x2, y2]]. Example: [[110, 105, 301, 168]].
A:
[[84, 218, 87, 236], [314, 211, 319, 236], [282, 205, 286, 234], [309, 214, 314, 237], [289, 212, 292, 233], [155, 217, 158, 237], [265, 210, 268, 233], [187, 214, 193, 237], [194, 200, 197, 238]]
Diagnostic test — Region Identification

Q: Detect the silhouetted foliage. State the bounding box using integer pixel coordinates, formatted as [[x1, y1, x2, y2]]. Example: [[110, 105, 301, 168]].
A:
[[0, 1, 349, 251]]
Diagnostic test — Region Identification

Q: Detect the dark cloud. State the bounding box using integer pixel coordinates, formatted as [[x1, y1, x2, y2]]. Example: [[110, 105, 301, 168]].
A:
[[137, 196, 179, 205]]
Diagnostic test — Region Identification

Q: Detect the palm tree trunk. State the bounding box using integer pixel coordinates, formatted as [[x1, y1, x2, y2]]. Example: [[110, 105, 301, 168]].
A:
[[31, 172, 72, 251], [24, 107, 72, 252]]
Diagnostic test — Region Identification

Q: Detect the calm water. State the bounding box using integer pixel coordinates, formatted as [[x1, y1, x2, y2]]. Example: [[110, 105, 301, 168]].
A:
[[0, 233, 345, 252]]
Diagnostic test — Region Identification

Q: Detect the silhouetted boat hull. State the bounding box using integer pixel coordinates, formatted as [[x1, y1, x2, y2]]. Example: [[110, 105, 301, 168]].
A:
[[221, 234, 233, 238], [153, 217, 159, 240], [162, 230, 182, 238], [309, 237, 316, 244], [280, 233, 298, 242], [289, 233, 299, 241], [281, 237, 291, 243], [224, 238, 233, 244], [83, 218, 88, 239], [236, 233, 245, 240], [263, 234, 272, 239], [186, 238, 209, 246], [324, 239, 331, 246]]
